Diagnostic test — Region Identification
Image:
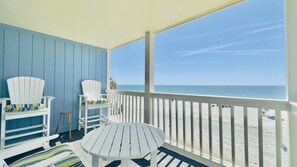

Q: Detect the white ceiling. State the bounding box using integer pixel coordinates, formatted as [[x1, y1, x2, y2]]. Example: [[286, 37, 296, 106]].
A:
[[0, 0, 243, 49]]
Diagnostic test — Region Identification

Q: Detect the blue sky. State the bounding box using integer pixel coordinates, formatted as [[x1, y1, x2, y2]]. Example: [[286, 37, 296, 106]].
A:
[[111, 0, 286, 86]]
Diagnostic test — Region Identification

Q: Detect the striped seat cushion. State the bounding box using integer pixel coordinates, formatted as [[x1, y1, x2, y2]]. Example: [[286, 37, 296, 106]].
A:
[[4, 103, 44, 112], [82, 98, 108, 105], [10, 144, 84, 167]]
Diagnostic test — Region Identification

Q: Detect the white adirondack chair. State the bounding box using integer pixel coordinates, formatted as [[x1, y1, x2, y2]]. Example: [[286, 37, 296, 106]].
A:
[[79, 80, 109, 135], [0, 76, 54, 150]]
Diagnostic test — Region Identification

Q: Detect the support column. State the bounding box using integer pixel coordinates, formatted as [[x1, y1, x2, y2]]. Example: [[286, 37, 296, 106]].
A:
[[106, 50, 111, 91], [144, 31, 155, 124], [286, 0, 297, 166]]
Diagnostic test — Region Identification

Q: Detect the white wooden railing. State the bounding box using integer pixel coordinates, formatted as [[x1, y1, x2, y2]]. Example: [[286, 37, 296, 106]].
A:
[[107, 90, 290, 167]]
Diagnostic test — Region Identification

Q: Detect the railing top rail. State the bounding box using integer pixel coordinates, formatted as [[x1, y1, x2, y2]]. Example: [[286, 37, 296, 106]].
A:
[[107, 90, 289, 110], [151, 92, 289, 111], [107, 90, 145, 96]]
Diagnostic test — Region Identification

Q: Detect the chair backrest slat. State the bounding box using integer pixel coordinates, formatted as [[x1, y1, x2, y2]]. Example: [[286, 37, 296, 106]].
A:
[[7, 77, 45, 104], [82, 80, 101, 99]]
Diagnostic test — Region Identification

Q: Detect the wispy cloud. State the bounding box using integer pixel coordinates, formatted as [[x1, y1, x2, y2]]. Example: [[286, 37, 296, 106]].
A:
[[157, 20, 283, 44], [155, 61, 194, 66], [211, 49, 284, 53], [242, 24, 284, 35], [177, 41, 245, 57]]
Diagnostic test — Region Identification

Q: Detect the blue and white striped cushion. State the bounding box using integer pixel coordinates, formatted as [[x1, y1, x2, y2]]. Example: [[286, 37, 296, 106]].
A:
[[10, 144, 84, 167], [82, 98, 108, 105], [4, 103, 44, 112]]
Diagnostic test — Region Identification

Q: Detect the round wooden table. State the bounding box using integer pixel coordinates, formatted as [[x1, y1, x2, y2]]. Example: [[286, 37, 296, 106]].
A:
[[81, 122, 165, 167]]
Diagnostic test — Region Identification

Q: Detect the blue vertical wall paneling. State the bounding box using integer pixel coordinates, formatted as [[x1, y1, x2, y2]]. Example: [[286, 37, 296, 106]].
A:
[[19, 32, 32, 76], [0, 27, 4, 100], [54, 40, 65, 134], [64, 43, 74, 132], [73, 44, 82, 129], [32, 35, 45, 79], [0, 23, 107, 134], [44, 38, 56, 133]]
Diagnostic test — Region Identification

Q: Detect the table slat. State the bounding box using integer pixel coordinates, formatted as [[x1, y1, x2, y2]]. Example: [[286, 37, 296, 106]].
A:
[[148, 125, 164, 146], [142, 124, 158, 151], [136, 124, 150, 156], [130, 123, 140, 157], [99, 124, 119, 157], [82, 128, 104, 152], [90, 125, 112, 155], [120, 123, 131, 158], [109, 123, 124, 157]]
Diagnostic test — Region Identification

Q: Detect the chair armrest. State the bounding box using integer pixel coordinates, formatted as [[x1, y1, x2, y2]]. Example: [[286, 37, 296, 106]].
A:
[[0, 135, 59, 160], [79, 95, 87, 98], [42, 96, 55, 100], [0, 98, 10, 103]]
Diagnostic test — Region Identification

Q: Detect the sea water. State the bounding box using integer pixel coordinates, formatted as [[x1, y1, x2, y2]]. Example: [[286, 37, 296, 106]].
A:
[[117, 85, 286, 100]]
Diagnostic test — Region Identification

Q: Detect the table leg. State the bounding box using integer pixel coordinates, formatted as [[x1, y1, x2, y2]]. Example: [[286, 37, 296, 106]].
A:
[[92, 155, 100, 167], [121, 159, 130, 167], [151, 150, 158, 167]]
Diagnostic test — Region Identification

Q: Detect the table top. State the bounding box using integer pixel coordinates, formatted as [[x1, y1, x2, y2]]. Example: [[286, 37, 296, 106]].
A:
[[81, 122, 165, 160]]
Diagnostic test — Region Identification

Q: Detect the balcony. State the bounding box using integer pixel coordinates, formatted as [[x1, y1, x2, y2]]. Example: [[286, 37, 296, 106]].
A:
[[0, 0, 297, 167]]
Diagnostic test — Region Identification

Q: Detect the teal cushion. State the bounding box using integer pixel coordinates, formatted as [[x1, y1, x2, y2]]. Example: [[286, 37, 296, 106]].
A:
[[4, 104, 44, 112]]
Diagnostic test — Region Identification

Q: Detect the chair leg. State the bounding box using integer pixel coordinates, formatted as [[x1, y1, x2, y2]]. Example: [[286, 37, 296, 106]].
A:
[[84, 108, 88, 135], [1, 103, 6, 150], [1, 117, 5, 150], [55, 113, 63, 134], [79, 97, 82, 131], [68, 113, 72, 139]]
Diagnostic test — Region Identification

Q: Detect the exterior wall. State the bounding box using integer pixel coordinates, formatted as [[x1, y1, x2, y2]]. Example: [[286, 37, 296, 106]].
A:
[[286, 0, 297, 166], [0, 23, 107, 134]]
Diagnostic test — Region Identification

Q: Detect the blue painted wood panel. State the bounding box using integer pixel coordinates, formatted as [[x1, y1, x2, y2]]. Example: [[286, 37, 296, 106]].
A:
[[0, 27, 4, 98], [0, 23, 107, 134], [19, 32, 32, 76], [32, 35, 45, 79]]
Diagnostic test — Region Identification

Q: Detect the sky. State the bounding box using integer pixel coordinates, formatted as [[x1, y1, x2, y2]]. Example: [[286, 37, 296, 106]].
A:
[[111, 0, 286, 86]]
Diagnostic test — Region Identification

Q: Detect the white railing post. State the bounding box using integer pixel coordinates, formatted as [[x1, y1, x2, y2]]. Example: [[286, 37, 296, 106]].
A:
[[286, 0, 297, 166], [144, 31, 155, 124]]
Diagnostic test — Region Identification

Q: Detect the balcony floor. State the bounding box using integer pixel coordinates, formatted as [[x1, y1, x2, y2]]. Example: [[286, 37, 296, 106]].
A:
[[6, 129, 208, 167]]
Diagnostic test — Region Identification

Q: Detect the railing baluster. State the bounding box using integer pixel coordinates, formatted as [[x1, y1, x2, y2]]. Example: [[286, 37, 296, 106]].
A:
[[231, 106, 236, 167], [136, 96, 139, 122], [152, 97, 155, 125], [163, 98, 166, 133], [219, 104, 223, 164], [275, 110, 282, 167], [140, 96, 143, 122], [125, 95, 127, 122], [191, 101, 194, 153], [199, 102, 203, 155], [132, 96, 134, 122], [169, 99, 172, 143], [258, 107, 263, 167], [118, 94, 122, 122], [244, 107, 249, 167], [183, 100, 186, 149], [176, 100, 179, 147], [157, 98, 160, 127], [208, 103, 212, 159]]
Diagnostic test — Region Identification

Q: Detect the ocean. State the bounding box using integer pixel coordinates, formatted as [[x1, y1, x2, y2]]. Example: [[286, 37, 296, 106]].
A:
[[117, 85, 286, 100]]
